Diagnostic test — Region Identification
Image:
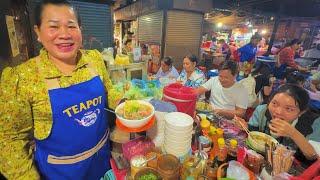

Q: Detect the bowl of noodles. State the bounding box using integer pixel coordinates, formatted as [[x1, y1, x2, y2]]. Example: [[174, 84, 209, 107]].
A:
[[247, 131, 278, 152], [115, 100, 155, 128]]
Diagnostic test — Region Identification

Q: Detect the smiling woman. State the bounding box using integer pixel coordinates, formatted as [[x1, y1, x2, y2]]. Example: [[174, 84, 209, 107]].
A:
[[34, 0, 83, 74], [0, 0, 113, 179]]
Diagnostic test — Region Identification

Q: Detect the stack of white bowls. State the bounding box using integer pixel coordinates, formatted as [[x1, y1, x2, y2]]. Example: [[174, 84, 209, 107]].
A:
[[164, 112, 193, 157]]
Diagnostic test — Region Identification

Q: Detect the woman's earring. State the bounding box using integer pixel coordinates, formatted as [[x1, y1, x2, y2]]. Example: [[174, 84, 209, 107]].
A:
[[37, 38, 41, 43]]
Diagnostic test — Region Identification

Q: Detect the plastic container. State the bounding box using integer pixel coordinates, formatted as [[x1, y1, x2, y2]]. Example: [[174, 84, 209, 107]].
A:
[[130, 155, 147, 178], [216, 128, 224, 139], [217, 138, 227, 166], [181, 156, 202, 180], [157, 154, 180, 180], [227, 139, 238, 162], [163, 83, 197, 118]]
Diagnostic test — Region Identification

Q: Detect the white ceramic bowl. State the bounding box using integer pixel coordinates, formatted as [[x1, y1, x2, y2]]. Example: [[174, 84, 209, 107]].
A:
[[164, 133, 192, 141], [164, 144, 190, 153], [165, 147, 190, 156], [247, 131, 278, 152], [165, 124, 193, 132], [164, 137, 192, 145], [165, 112, 194, 130], [115, 100, 155, 128]]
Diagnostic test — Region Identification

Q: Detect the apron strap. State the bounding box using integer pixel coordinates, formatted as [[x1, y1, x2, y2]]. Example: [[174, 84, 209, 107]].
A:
[[47, 129, 109, 164]]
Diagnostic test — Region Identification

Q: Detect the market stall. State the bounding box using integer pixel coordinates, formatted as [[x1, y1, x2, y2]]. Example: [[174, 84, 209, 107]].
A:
[[103, 80, 319, 180]]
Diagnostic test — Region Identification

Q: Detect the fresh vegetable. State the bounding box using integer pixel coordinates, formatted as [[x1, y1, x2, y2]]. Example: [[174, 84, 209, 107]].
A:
[[196, 101, 212, 112], [138, 172, 158, 180]]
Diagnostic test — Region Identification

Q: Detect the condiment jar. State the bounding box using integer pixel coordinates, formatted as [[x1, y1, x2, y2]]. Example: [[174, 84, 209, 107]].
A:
[[157, 154, 180, 180], [216, 128, 224, 139], [217, 138, 227, 166], [227, 139, 238, 162], [130, 155, 147, 178], [181, 156, 202, 180]]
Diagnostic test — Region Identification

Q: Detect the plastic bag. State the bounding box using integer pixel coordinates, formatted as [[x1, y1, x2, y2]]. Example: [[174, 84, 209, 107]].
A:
[[101, 48, 114, 65], [226, 160, 250, 180], [115, 54, 130, 65], [108, 84, 124, 110]]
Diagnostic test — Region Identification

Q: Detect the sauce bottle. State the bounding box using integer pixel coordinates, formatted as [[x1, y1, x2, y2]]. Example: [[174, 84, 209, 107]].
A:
[[217, 138, 227, 166], [227, 139, 238, 162]]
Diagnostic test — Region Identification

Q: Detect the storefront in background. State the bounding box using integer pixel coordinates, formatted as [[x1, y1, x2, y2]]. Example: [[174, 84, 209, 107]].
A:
[[114, 0, 212, 70]]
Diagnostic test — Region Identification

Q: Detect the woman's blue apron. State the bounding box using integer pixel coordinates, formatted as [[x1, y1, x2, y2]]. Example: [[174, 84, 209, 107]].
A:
[[34, 58, 110, 179]]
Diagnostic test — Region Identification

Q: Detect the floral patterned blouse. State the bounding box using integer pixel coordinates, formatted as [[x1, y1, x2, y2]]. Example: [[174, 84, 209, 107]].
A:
[[177, 67, 206, 88], [0, 49, 112, 179]]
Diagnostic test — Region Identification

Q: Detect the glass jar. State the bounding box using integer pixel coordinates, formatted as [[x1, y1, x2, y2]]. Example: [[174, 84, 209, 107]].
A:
[[181, 156, 202, 180], [130, 155, 147, 178], [157, 154, 180, 180]]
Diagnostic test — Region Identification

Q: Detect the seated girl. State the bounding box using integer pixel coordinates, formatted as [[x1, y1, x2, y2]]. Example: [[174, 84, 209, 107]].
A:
[[236, 84, 320, 167]]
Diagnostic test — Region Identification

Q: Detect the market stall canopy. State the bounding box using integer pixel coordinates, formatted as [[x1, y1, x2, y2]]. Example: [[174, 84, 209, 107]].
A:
[[205, 0, 320, 32], [212, 0, 320, 17]]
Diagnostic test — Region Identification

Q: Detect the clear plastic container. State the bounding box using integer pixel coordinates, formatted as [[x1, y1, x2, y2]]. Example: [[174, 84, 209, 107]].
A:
[[157, 154, 180, 180], [130, 155, 147, 178]]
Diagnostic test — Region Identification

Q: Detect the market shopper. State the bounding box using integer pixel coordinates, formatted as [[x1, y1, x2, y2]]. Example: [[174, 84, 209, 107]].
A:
[[177, 54, 206, 88], [0, 0, 112, 179], [235, 84, 320, 167], [218, 39, 231, 60], [195, 61, 249, 119], [278, 39, 308, 72], [155, 56, 179, 79], [237, 34, 262, 74]]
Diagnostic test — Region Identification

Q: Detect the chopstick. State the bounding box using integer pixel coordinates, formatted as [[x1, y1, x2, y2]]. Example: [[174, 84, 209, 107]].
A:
[[234, 117, 260, 146]]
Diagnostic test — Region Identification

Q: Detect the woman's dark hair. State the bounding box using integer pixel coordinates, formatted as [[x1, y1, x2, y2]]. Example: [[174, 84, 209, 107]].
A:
[[269, 84, 310, 112], [34, 0, 81, 26], [162, 56, 174, 67], [286, 71, 306, 85], [185, 54, 198, 65], [220, 60, 238, 76], [251, 33, 262, 42], [287, 39, 301, 47]]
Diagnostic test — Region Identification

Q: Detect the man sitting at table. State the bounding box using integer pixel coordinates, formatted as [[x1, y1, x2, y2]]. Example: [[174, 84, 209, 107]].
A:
[[195, 61, 248, 119], [278, 39, 308, 72]]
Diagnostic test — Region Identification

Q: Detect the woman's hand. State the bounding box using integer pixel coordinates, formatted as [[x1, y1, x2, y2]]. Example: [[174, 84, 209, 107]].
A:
[[233, 116, 248, 130], [269, 118, 297, 138]]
